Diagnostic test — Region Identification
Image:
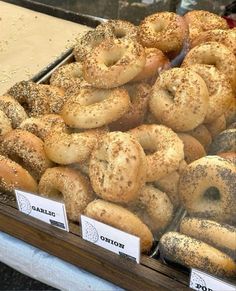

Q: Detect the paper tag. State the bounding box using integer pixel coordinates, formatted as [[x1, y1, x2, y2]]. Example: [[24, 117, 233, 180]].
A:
[[190, 268, 236, 291], [15, 190, 69, 232], [81, 215, 140, 263]]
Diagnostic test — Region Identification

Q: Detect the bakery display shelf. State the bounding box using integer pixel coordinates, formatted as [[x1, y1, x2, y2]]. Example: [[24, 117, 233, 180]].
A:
[[0, 193, 190, 290]]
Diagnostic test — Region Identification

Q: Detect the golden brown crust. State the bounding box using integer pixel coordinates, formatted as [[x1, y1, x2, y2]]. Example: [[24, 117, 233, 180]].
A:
[[0, 95, 28, 128], [129, 124, 184, 182], [62, 87, 130, 129], [179, 156, 236, 223], [182, 42, 236, 93], [159, 232, 236, 277], [180, 217, 236, 258], [0, 110, 12, 136], [205, 114, 226, 138], [186, 124, 212, 151], [225, 98, 236, 126], [84, 199, 154, 253], [83, 38, 145, 88], [149, 68, 209, 132], [218, 152, 236, 165], [0, 129, 53, 181], [177, 133, 206, 164], [7, 81, 50, 117], [109, 83, 150, 131], [89, 132, 146, 203], [0, 154, 37, 194], [138, 12, 187, 54], [39, 167, 94, 222], [184, 10, 229, 45]]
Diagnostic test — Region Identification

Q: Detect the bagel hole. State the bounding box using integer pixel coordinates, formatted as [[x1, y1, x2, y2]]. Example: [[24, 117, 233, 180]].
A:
[[152, 22, 165, 33], [103, 50, 124, 67], [204, 187, 220, 201], [164, 88, 175, 101], [114, 29, 126, 39]]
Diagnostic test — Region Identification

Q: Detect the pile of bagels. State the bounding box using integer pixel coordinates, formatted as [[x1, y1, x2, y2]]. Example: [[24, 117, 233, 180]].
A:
[[0, 10, 235, 278]]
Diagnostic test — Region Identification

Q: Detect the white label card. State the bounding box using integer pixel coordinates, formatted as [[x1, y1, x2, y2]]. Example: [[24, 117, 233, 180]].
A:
[[15, 190, 69, 232], [190, 268, 236, 291], [81, 215, 140, 263]]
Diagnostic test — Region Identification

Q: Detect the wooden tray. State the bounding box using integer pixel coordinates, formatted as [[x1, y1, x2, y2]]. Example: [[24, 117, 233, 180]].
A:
[[0, 194, 189, 290]]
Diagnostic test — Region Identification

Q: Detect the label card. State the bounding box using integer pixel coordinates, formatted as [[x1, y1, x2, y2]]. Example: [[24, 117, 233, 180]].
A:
[[190, 268, 236, 291], [15, 190, 69, 232], [81, 215, 140, 263]]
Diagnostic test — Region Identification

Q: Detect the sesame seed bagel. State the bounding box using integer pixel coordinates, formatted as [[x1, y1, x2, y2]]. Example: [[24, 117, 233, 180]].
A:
[[138, 12, 187, 54], [184, 64, 234, 123], [0, 129, 53, 181], [0, 110, 12, 136], [132, 185, 173, 233], [96, 19, 138, 40], [218, 152, 236, 166], [129, 124, 184, 182], [131, 48, 170, 83], [182, 42, 236, 92], [191, 29, 236, 55], [39, 85, 65, 114], [179, 156, 236, 223], [149, 68, 209, 132], [0, 155, 37, 194], [7, 81, 50, 117], [89, 132, 146, 203], [109, 83, 150, 131], [184, 10, 229, 45], [180, 217, 236, 259], [84, 199, 153, 253], [39, 167, 94, 222], [83, 38, 145, 88], [0, 95, 28, 128], [208, 129, 236, 155], [50, 62, 85, 90], [62, 87, 130, 129], [73, 29, 113, 62], [177, 133, 206, 164], [19, 114, 66, 141], [159, 232, 236, 277]]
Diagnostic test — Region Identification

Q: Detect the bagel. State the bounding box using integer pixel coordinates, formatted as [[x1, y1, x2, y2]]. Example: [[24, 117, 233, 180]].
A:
[[89, 132, 146, 203], [19, 114, 66, 141], [7, 81, 50, 117], [191, 29, 236, 55], [218, 152, 236, 165], [209, 129, 236, 155], [180, 217, 236, 259], [182, 42, 236, 92], [205, 114, 226, 138], [131, 185, 173, 233], [186, 124, 212, 151], [0, 110, 12, 136], [225, 98, 236, 126], [154, 160, 187, 208], [96, 19, 138, 40], [109, 83, 150, 131], [131, 48, 170, 82], [84, 199, 153, 253], [138, 12, 187, 54], [0, 129, 53, 181], [39, 85, 65, 114], [149, 67, 209, 132], [177, 133, 206, 164], [44, 128, 105, 165], [184, 64, 234, 123], [159, 232, 236, 277], [179, 156, 236, 223], [39, 167, 94, 222], [0, 95, 28, 128], [184, 10, 229, 45], [73, 29, 113, 62], [129, 124, 184, 182], [50, 62, 85, 90], [83, 38, 145, 88], [62, 87, 130, 129], [0, 155, 37, 194]]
